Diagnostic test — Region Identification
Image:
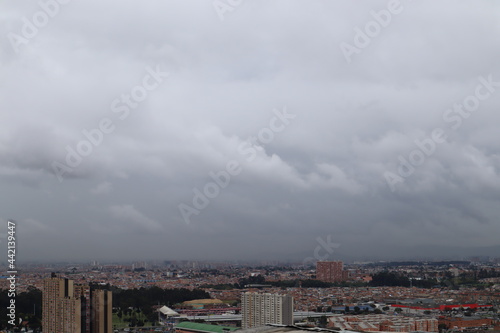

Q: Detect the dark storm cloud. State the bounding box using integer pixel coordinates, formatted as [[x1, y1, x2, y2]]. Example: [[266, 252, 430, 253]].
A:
[[1, 0, 500, 262]]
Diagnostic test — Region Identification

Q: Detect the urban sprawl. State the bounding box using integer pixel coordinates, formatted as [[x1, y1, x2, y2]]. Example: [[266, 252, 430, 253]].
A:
[[1, 259, 500, 333]]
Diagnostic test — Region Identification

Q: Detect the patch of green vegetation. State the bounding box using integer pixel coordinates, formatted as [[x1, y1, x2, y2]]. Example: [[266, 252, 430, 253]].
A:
[[112, 311, 150, 329]]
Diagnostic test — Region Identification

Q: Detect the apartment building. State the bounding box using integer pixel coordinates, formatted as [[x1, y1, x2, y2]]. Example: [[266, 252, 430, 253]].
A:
[[241, 292, 293, 329], [42, 274, 112, 333], [42, 275, 81, 333], [328, 315, 438, 332], [92, 289, 113, 333], [316, 261, 347, 283]]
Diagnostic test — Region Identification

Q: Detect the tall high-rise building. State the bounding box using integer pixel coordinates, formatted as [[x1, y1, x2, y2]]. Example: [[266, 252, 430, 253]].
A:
[[43, 274, 82, 333], [241, 292, 293, 329], [316, 261, 347, 283], [92, 289, 113, 333], [42, 274, 112, 333], [75, 284, 91, 333]]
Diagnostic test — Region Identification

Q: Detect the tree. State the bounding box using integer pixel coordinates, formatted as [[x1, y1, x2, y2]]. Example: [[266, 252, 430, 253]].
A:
[[147, 312, 157, 324], [395, 308, 403, 313], [319, 316, 328, 328], [438, 323, 448, 332], [345, 306, 350, 313], [112, 286, 210, 312], [370, 271, 410, 287], [382, 306, 390, 311], [354, 306, 361, 314]]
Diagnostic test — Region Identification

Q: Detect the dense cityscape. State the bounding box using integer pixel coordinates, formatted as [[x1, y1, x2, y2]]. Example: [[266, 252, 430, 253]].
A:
[[1, 258, 500, 332]]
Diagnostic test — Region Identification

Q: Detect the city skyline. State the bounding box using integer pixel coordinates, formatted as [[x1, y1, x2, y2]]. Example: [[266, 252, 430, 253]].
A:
[[3, 257, 500, 331]]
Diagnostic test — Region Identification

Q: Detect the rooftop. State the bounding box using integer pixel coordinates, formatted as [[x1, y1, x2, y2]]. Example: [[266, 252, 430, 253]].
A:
[[176, 322, 240, 333]]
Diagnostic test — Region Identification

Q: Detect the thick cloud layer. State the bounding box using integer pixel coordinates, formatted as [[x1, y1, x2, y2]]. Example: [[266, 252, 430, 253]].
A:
[[1, 0, 500, 262]]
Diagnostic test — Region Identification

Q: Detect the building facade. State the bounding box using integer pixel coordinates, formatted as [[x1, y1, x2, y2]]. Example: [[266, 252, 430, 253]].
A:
[[241, 292, 293, 329], [75, 284, 91, 332], [439, 317, 493, 330], [42, 275, 82, 333], [328, 315, 438, 332], [92, 289, 113, 333], [316, 261, 347, 283], [42, 274, 112, 333]]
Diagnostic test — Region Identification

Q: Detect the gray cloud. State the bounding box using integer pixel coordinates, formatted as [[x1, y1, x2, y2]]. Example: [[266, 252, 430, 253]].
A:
[[1, 0, 500, 262]]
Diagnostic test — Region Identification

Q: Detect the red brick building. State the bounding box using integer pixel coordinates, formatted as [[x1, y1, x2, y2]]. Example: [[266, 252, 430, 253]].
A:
[[316, 261, 346, 283], [439, 317, 493, 330]]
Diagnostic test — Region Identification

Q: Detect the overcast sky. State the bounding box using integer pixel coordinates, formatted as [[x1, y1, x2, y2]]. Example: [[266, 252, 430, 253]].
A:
[[1, 0, 500, 263]]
